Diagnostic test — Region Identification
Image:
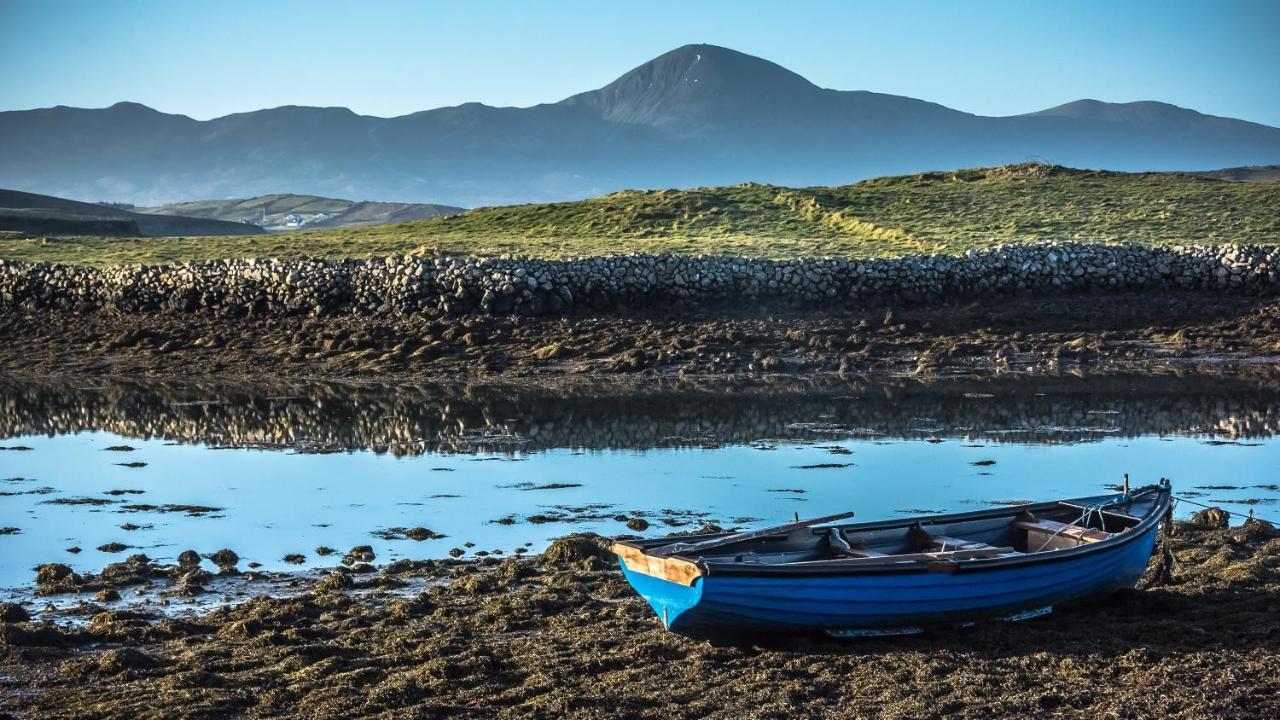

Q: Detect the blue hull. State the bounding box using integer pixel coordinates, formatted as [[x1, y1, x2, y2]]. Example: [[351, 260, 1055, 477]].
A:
[[619, 513, 1160, 639]]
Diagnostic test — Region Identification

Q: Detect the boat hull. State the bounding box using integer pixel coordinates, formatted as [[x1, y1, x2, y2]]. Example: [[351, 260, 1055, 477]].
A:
[[619, 515, 1160, 640]]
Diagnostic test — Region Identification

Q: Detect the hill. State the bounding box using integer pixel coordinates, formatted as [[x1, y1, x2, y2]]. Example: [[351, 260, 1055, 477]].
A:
[[2, 45, 1278, 207], [0, 189, 263, 237], [1191, 165, 1280, 183], [2, 164, 1277, 266], [139, 194, 464, 231]]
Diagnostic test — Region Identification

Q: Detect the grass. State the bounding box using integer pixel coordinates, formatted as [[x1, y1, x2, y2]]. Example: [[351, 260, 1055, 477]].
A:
[[3, 164, 1278, 266]]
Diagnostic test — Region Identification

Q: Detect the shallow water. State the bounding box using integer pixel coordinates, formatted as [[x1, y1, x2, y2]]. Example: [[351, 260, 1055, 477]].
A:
[[2, 373, 1278, 589]]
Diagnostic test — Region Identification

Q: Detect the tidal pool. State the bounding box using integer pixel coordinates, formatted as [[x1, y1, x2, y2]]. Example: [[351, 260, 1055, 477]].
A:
[[1, 373, 1278, 589]]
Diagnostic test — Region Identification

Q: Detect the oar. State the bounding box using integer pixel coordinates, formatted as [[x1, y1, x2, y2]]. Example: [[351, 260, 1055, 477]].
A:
[[650, 511, 854, 557]]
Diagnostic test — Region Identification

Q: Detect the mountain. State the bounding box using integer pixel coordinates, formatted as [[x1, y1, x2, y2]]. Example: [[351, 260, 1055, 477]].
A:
[[1189, 165, 1280, 183], [0, 189, 264, 237], [2, 44, 1279, 207], [139, 194, 464, 231]]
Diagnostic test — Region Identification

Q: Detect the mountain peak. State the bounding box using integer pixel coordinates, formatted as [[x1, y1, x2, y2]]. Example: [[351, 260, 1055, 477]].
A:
[[1024, 99, 1202, 123], [107, 101, 160, 113], [560, 44, 819, 132]]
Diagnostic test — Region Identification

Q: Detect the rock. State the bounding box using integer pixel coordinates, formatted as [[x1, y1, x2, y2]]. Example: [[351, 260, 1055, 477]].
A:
[[35, 563, 81, 591], [208, 548, 239, 573], [1, 244, 1275, 319], [541, 534, 612, 565], [317, 569, 354, 592], [176, 549, 201, 568], [758, 356, 786, 372], [625, 518, 650, 532], [532, 343, 566, 360], [0, 602, 29, 622], [95, 647, 161, 675], [452, 573, 496, 595], [1191, 507, 1231, 529], [341, 545, 376, 565]]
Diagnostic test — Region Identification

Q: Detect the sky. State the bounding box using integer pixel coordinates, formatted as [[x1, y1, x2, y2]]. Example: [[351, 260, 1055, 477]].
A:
[[1, 0, 1278, 126]]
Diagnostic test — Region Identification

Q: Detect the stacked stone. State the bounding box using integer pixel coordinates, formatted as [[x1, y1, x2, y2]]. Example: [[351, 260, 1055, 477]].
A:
[[1, 243, 1277, 316]]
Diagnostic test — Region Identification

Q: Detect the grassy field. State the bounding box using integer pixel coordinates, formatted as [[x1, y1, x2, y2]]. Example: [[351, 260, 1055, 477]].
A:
[[3, 164, 1278, 266]]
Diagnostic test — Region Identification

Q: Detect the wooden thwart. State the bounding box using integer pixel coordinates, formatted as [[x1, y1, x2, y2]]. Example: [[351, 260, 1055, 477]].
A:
[[1014, 518, 1111, 544], [919, 532, 995, 552], [649, 512, 855, 558]]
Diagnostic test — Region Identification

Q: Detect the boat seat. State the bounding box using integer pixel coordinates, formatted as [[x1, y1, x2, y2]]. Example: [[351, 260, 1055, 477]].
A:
[[1014, 518, 1111, 551], [920, 533, 995, 552]]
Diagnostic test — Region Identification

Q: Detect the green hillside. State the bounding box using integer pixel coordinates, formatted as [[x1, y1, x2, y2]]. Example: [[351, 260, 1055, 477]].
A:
[[3, 164, 1278, 266]]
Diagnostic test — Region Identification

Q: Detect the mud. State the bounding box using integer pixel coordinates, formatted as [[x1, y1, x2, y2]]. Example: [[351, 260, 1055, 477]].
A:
[[2, 293, 1279, 380], [2, 520, 1279, 718]]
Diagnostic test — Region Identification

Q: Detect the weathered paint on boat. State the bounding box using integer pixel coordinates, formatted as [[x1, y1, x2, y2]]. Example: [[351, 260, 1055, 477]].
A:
[[615, 486, 1171, 640]]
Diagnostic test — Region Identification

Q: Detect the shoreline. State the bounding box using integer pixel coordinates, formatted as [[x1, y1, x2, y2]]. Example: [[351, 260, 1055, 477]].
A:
[[3, 519, 1279, 718], [2, 291, 1279, 379]]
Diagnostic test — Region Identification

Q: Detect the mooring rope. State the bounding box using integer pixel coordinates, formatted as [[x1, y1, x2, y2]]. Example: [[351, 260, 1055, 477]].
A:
[[1033, 486, 1160, 552], [1171, 494, 1260, 522]]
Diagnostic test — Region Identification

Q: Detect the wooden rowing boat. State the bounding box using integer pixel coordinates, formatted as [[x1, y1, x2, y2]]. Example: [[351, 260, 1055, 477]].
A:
[[612, 480, 1172, 641]]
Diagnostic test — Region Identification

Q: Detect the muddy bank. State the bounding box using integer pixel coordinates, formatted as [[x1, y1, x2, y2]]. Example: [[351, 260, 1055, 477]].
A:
[[3, 520, 1280, 719], [2, 291, 1279, 380]]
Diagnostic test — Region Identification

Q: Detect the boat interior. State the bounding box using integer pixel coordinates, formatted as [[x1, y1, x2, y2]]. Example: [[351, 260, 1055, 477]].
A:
[[657, 498, 1149, 568]]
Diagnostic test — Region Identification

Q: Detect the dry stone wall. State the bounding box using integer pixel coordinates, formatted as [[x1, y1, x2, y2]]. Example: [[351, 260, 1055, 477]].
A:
[[1, 243, 1277, 316]]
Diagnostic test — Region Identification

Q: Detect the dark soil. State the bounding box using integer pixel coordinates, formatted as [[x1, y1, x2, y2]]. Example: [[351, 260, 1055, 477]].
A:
[[1, 293, 1278, 379], [2, 520, 1279, 719]]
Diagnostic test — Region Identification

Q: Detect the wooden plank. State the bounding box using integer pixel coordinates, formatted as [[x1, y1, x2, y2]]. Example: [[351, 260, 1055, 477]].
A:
[[611, 543, 703, 586], [1014, 519, 1111, 544], [648, 511, 854, 557], [920, 533, 996, 552]]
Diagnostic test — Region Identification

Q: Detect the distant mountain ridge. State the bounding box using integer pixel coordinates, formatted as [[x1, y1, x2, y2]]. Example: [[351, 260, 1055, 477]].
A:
[[140, 194, 464, 231], [2, 44, 1278, 207]]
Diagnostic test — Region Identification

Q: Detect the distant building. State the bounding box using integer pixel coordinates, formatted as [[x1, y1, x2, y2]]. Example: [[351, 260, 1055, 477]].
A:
[[282, 213, 305, 227], [311, 212, 329, 222]]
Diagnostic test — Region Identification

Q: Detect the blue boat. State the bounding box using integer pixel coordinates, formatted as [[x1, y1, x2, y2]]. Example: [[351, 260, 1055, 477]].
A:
[[613, 480, 1172, 641]]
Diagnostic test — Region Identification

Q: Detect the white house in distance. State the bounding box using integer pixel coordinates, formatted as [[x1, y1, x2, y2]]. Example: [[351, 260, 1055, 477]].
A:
[[280, 212, 330, 228]]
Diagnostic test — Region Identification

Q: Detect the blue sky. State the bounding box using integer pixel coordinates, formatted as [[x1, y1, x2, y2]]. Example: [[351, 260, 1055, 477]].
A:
[[1, 0, 1277, 125]]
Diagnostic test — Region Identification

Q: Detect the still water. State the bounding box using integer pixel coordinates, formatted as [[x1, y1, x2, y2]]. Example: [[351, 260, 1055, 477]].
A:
[[1, 373, 1278, 588]]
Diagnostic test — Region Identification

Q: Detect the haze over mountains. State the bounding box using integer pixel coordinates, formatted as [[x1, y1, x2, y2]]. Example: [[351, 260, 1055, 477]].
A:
[[141, 195, 463, 231], [2, 44, 1279, 208], [0, 189, 263, 237]]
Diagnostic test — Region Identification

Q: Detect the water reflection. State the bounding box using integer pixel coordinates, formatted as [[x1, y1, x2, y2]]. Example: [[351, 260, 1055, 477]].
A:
[[2, 373, 1279, 454], [1, 372, 1278, 589]]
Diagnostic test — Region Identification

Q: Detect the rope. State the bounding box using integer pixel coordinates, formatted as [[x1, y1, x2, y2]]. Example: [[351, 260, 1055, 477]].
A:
[[1031, 488, 1157, 552], [1172, 494, 1258, 521]]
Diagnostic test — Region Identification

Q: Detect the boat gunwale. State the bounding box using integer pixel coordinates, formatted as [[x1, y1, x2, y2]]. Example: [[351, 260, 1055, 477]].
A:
[[614, 488, 1171, 579]]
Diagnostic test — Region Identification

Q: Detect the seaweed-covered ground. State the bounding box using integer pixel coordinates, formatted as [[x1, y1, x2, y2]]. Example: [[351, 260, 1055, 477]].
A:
[[2, 516, 1278, 719], [2, 292, 1278, 379]]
